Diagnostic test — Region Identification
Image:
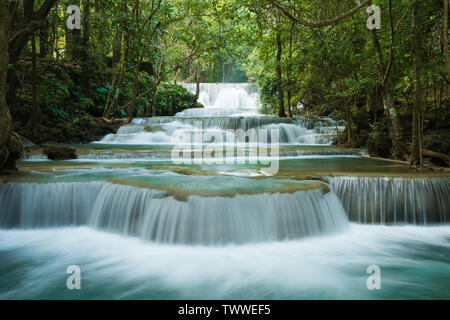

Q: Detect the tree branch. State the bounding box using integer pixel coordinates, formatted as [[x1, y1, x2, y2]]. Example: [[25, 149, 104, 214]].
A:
[[269, 0, 370, 28]]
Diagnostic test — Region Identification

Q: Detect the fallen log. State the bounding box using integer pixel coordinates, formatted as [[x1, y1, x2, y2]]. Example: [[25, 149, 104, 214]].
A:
[[422, 149, 450, 162]]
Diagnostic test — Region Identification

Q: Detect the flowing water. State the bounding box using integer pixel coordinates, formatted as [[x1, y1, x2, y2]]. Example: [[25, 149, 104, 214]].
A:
[[1, 83, 449, 299]]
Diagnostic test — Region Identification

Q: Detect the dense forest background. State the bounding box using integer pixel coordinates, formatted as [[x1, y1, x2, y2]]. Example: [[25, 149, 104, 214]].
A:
[[0, 0, 449, 171]]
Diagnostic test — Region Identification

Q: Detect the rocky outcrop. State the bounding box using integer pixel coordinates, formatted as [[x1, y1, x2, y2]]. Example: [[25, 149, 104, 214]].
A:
[[0, 0, 12, 172], [0, 132, 24, 171], [42, 144, 77, 160]]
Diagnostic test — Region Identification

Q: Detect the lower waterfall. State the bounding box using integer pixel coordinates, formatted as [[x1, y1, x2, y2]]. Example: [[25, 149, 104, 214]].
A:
[[0, 182, 349, 245], [0, 182, 104, 228]]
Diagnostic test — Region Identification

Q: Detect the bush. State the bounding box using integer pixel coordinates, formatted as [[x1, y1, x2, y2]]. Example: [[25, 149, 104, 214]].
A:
[[367, 119, 392, 158]]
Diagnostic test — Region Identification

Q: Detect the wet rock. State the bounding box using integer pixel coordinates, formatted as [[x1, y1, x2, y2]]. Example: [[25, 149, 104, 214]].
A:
[[43, 144, 77, 160], [0, 144, 9, 169], [0, 132, 24, 171], [6, 132, 24, 161]]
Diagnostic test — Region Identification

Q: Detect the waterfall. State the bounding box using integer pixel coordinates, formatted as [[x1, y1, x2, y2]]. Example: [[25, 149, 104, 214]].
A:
[[92, 82, 345, 145], [97, 116, 342, 145], [0, 182, 104, 228], [132, 117, 292, 130], [181, 83, 259, 109], [0, 182, 349, 245], [24, 148, 363, 161], [329, 177, 450, 224], [175, 108, 259, 117]]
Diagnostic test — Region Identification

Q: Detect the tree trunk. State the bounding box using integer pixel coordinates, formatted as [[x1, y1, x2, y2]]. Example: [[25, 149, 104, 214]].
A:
[[380, 84, 405, 159], [0, 0, 12, 169], [444, 0, 449, 98], [8, 0, 58, 64], [30, 33, 39, 140], [150, 77, 163, 117], [67, 0, 82, 62], [50, 9, 57, 59], [194, 67, 200, 100], [364, 5, 405, 160], [105, 31, 129, 118], [82, 0, 91, 94], [410, 0, 424, 167], [222, 58, 226, 83], [128, 44, 147, 118], [276, 30, 286, 118], [95, 0, 105, 67], [286, 22, 294, 118], [345, 100, 352, 144], [112, 31, 122, 68], [39, 19, 50, 57]]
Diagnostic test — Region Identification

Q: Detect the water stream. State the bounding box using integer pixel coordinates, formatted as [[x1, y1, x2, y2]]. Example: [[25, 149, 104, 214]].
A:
[[0, 83, 449, 299]]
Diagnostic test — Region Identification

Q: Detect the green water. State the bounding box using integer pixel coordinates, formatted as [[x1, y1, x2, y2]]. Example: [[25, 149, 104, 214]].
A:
[[1, 132, 449, 300]]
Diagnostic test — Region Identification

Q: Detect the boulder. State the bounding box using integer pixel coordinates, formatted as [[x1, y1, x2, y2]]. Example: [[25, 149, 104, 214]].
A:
[[0, 144, 9, 169], [43, 144, 77, 160], [0, 132, 24, 171], [6, 132, 24, 161]]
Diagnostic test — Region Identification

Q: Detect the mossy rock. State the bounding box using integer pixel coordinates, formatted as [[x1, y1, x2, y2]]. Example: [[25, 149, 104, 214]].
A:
[[6, 132, 24, 160], [42, 144, 77, 160], [0, 145, 9, 169], [0, 132, 23, 171]]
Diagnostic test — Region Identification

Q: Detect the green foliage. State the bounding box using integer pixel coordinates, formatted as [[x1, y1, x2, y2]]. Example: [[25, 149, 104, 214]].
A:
[[367, 119, 392, 158], [36, 65, 73, 121], [10, 0, 450, 157], [154, 84, 201, 116]]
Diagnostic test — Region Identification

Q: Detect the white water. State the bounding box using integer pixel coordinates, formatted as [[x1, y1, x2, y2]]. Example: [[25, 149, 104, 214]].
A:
[[99, 119, 342, 146], [0, 182, 104, 228], [4, 82, 450, 299], [97, 83, 343, 145], [181, 83, 259, 109], [1, 224, 449, 299], [329, 177, 450, 224], [0, 182, 349, 245]]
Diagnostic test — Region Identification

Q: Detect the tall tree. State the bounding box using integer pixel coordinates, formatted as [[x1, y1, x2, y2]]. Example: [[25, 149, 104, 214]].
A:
[[7, 0, 58, 106], [82, 0, 91, 94], [410, 0, 424, 166], [0, 0, 11, 169], [276, 27, 286, 117], [444, 0, 449, 98], [362, 0, 409, 159]]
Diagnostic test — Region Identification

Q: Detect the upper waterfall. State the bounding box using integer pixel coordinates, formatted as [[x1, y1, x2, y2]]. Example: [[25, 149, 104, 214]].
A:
[[95, 82, 344, 145], [181, 83, 259, 110]]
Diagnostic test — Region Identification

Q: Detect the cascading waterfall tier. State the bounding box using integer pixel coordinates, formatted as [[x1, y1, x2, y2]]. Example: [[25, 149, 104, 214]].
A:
[[24, 148, 363, 161], [181, 83, 259, 109], [95, 82, 344, 145], [0, 181, 349, 245], [329, 176, 450, 224], [98, 116, 343, 145], [0, 182, 104, 228], [133, 116, 292, 130]]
